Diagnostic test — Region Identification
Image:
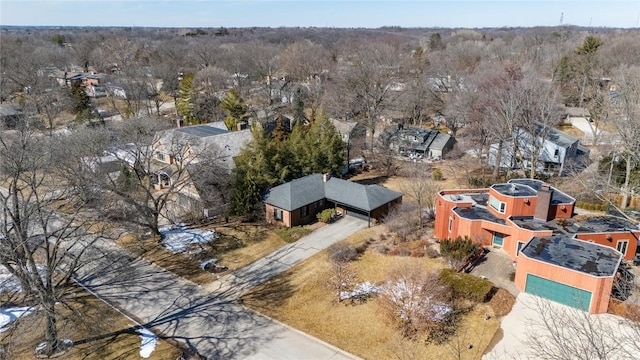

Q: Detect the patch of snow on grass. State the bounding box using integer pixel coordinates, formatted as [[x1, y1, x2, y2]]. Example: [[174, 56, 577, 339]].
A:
[[340, 282, 381, 301], [159, 224, 217, 253], [0, 307, 34, 332], [0, 267, 22, 294], [200, 258, 218, 270], [137, 327, 157, 358]]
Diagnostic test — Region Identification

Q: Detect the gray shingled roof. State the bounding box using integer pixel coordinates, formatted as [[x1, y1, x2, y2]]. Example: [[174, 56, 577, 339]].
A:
[[429, 133, 453, 151], [155, 124, 251, 169], [325, 178, 402, 212], [263, 174, 326, 211], [263, 174, 402, 212]]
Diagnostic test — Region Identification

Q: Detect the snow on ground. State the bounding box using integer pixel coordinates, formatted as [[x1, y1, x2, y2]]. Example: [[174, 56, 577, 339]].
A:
[[137, 327, 157, 358], [0, 267, 22, 294], [0, 307, 34, 332], [159, 224, 217, 253], [200, 258, 218, 270], [339, 282, 381, 301]]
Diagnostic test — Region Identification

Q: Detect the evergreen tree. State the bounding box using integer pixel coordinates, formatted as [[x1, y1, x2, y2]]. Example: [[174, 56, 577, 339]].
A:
[[176, 72, 199, 125], [221, 89, 250, 131], [229, 110, 345, 217], [69, 81, 91, 114]]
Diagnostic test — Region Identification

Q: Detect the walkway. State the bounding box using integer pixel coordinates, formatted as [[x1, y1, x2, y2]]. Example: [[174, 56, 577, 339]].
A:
[[75, 216, 368, 359]]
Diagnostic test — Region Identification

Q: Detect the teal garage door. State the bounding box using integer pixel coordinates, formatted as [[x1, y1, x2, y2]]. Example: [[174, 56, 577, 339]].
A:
[[525, 274, 592, 312]]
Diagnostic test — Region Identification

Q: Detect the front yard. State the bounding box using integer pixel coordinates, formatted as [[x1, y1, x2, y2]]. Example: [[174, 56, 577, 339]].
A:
[[1, 286, 181, 359], [241, 227, 503, 360], [117, 221, 288, 284]]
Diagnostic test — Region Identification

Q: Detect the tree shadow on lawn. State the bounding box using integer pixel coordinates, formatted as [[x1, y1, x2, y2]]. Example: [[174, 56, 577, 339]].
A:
[[239, 271, 296, 313]]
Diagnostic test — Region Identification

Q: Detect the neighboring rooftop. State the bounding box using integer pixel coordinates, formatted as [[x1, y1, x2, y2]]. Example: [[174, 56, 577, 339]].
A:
[[453, 206, 506, 225], [492, 183, 537, 197], [574, 216, 640, 233], [508, 179, 574, 204], [521, 235, 621, 277], [176, 124, 229, 138], [540, 124, 580, 148]]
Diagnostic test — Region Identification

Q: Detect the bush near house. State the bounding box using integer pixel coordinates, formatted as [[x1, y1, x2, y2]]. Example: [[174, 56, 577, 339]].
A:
[[317, 208, 337, 223], [439, 268, 494, 303], [439, 236, 480, 267], [432, 168, 443, 181], [575, 201, 607, 211]]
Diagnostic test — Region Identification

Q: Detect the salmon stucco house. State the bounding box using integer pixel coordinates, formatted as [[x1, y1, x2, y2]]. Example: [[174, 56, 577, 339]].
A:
[[435, 178, 640, 313], [263, 173, 402, 227]]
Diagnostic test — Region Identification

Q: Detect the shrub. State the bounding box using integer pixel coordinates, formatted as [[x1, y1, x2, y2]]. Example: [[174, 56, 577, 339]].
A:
[[355, 243, 369, 256], [439, 269, 494, 303], [376, 244, 390, 254], [317, 208, 336, 223], [410, 248, 425, 257], [425, 247, 440, 258], [440, 236, 480, 268], [432, 168, 443, 181], [396, 247, 411, 257], [327, 242, 358, 264]]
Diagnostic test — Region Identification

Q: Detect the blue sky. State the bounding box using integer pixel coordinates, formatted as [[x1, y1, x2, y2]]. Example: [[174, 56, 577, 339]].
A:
[[1, 1, 638, 28]]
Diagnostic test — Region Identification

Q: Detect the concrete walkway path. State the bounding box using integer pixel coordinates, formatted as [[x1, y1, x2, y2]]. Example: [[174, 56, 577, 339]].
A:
[[207, 216, 369, 296], [75, 216, 368, 359]]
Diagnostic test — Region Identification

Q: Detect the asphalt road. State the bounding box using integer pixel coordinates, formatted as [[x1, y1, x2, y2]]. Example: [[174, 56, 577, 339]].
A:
[[74, 216, 368, 359]]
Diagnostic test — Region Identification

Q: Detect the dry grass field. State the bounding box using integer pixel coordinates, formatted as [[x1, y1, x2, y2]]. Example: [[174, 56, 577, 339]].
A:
[[242, 227, 501, 360], [1, 289, 181, 360]]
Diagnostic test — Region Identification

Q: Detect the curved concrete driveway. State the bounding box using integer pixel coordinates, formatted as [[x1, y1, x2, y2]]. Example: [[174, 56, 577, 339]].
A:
[[75, 216, 368, 359]]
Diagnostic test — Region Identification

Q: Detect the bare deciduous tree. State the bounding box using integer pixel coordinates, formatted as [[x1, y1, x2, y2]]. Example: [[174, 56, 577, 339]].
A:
[[399, 164, 439, 227], [0, 122, 105, 357]]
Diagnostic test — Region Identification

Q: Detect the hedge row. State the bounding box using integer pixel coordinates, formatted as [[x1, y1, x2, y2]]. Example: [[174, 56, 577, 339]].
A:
[[439, 268, 494, 303], [575, 201, 607, 211]]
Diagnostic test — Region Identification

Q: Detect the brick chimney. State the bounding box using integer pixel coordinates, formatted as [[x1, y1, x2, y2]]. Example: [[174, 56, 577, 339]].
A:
[[534, 184, 553, 221], [323, 173, 331, 182]]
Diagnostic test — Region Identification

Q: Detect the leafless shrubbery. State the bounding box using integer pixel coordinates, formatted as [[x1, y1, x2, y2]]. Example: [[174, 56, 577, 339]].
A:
[[384, 204, 420, 242], [326, 243, 358, 303], [377, 267, 452, 339]]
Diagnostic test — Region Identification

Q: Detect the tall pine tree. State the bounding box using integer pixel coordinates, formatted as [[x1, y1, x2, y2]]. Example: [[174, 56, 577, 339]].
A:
[[229, 110, 345, 218]]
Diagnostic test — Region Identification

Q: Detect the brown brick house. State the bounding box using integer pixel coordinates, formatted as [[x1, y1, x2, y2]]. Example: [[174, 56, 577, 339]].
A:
[[264, 173, 402, 227]]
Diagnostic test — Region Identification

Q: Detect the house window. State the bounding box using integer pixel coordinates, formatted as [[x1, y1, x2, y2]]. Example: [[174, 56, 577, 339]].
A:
[[448, 216, 453, 232], [301, 205, 309, 217], [274, 208, 283, 221], [492, 232, 505, 246], [617, 240, 628, 256], [489, 195, 506, 214]]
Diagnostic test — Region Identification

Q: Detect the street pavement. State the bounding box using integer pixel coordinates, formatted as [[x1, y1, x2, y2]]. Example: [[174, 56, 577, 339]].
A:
[[74, 216, 368, 359]]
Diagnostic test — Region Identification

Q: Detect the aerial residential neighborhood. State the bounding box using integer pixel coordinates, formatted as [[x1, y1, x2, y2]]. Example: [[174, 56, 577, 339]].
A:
[[1, 1, 640, 360]]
